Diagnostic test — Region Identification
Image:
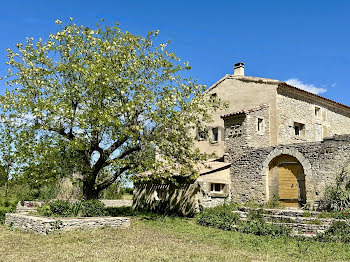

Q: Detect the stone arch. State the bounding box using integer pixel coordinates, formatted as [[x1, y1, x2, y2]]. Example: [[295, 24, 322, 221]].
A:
[[261, 147, 312, 205]]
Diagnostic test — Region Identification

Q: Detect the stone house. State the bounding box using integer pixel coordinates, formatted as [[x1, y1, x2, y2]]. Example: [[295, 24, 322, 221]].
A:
[[133, 62, 350, 215]]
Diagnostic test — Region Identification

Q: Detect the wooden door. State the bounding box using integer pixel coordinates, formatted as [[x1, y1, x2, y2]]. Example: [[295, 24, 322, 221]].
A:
[[278, 165, 299, 207]]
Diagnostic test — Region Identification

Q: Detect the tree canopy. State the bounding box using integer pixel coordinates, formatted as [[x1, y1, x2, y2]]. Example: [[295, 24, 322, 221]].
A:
[[0, 19, 222, 199]]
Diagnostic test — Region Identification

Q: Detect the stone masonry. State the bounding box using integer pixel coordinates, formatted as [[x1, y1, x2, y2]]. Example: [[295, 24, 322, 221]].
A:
[[5, 213, 130, 234], [225, 134, 350, 208]]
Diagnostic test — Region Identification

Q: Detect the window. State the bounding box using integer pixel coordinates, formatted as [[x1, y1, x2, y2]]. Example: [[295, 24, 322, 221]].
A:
[[257, 118, 264, 132], [210, 183, 225, 193], [294, 122, 305, 136], [212, 128, 219, 142], [315, 107, 321, 117]]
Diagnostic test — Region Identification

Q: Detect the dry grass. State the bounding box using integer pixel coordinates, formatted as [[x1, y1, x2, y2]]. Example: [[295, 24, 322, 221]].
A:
[[0, 216, 350, 262]]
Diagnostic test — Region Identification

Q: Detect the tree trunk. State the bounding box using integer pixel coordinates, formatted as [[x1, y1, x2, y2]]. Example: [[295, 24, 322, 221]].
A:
[[82, 180, 100, 200]]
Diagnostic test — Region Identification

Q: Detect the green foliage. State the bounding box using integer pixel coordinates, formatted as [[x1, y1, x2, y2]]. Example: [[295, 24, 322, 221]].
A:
[[237, 209, 290, 237], [105, 206, 135, 217], [79, 200, 106, 217], [237, 219, 290, 237], [196, 203, 240, 230], [99, 182, 122, 199], [48, 200, 72, 217], [316, 221, 350, 243], [302, 211, 312, 217], [197, 204, 290, 238], [38, 199, 106, 217], [317, 210, 350, 219], [0, 18, 225, 200], [37, 183, 58, 201], [0, 197, 17, 224], [264, 195, 285, 209], [320, 164, 350, 211]]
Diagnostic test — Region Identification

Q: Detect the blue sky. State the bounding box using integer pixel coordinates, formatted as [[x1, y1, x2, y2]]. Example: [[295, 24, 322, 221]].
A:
[[1, 0, 349, 104]]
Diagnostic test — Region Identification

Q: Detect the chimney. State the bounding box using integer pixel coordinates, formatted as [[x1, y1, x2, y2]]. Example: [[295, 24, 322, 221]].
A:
[[234, 62, 245, 76]]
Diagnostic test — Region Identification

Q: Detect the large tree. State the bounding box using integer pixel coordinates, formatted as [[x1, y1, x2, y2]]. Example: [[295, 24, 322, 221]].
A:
[[0, 19, 222, 199]]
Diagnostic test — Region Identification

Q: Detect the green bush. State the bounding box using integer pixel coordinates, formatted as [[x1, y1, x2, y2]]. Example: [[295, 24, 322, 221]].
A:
[[237, 209, 290, 237], [0, 197, 17, 224], [237, 219, 290, 237], [320, 165, 350, 211], [302, 211, 312, 217], [264, 195, 285, 209], [38, 200, 106, 217], [48, 200, 72, 217], [317, 210, 350, 220], [79, 200, 106, 217], [196, 203, 240, 231], [197, 204, 290, 238], [316, 221, 350, 243], [105, 206, 135, 217]]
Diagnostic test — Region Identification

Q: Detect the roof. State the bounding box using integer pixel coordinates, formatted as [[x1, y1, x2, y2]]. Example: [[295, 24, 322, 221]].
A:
[[136, 160, 231, 178], [206, 74, 350, 112], [221, 104, 269, 119]]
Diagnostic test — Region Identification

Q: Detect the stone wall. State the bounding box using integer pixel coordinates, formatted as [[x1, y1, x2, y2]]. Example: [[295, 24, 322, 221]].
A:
[[226, 134, 350, 207], [5, 213, 130, 234], [276, 88, 350, 144], [100, 200, 132, 207]]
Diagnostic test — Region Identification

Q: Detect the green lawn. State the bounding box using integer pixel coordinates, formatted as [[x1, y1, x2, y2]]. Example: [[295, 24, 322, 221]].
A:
[[0, 216, 350, 262]]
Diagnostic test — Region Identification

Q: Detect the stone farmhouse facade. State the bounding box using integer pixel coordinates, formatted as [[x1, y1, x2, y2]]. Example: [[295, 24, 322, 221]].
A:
[[133, 62, 350, 215]]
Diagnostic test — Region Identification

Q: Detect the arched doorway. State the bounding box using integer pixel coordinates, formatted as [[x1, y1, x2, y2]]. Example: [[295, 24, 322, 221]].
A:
[[268, 154, 306, 208]]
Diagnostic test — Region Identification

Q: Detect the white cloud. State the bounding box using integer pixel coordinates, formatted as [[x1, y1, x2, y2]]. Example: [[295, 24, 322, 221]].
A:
[[331, 83, 337, 88], [285, 78, 327, 95]]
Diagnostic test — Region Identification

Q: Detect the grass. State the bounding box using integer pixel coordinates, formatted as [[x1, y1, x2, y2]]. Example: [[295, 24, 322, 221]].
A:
[[1, 216, 350, 261]]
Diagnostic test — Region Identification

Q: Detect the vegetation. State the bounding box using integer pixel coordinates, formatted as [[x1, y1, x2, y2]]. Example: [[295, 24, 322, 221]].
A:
[[320, 163, 350, 211], [196, 204, 291, 237], [316, 221, 350, 243], [2, 217, 350, 261], [196, 203, 239, 230], [37, 199, 106, 217], [0, 18, 223, 200]]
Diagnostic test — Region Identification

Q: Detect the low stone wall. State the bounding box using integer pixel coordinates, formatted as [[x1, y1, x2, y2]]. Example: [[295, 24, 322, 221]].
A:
[[234, 207, 349, 237], [16, 199, 133, 215], [5, 213, 130, 234], [100, 199, 132, 207]]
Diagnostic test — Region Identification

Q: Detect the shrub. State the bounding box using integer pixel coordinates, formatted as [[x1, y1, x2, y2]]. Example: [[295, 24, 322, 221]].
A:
[[197, 204, 290, 237], [302, 211, 312, 217], [105, 206, 135, 217], [316, 221, 350, 243], [264, 195, 285, 209], [48, 200, 72, 217], [238, 209, 290, 237], [196, 203, 240, 231], [0, 197, 17, 224], [38, 200, 106, 217], [237, 219, 291, 237], [79, 200, 106, 217], [320, 164, 350, 211]]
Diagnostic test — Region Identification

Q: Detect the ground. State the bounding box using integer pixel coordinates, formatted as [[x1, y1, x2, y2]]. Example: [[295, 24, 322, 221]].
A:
[[1, 217, 350, 262]]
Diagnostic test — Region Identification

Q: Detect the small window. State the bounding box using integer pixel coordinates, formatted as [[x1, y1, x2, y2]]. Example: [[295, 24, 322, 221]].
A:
[[257, 118, 264, 132], [210, 183, 225, 193], [294, 122, 305, 136], [212, 128, 219, 142], [315, 107, 321, 117]]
